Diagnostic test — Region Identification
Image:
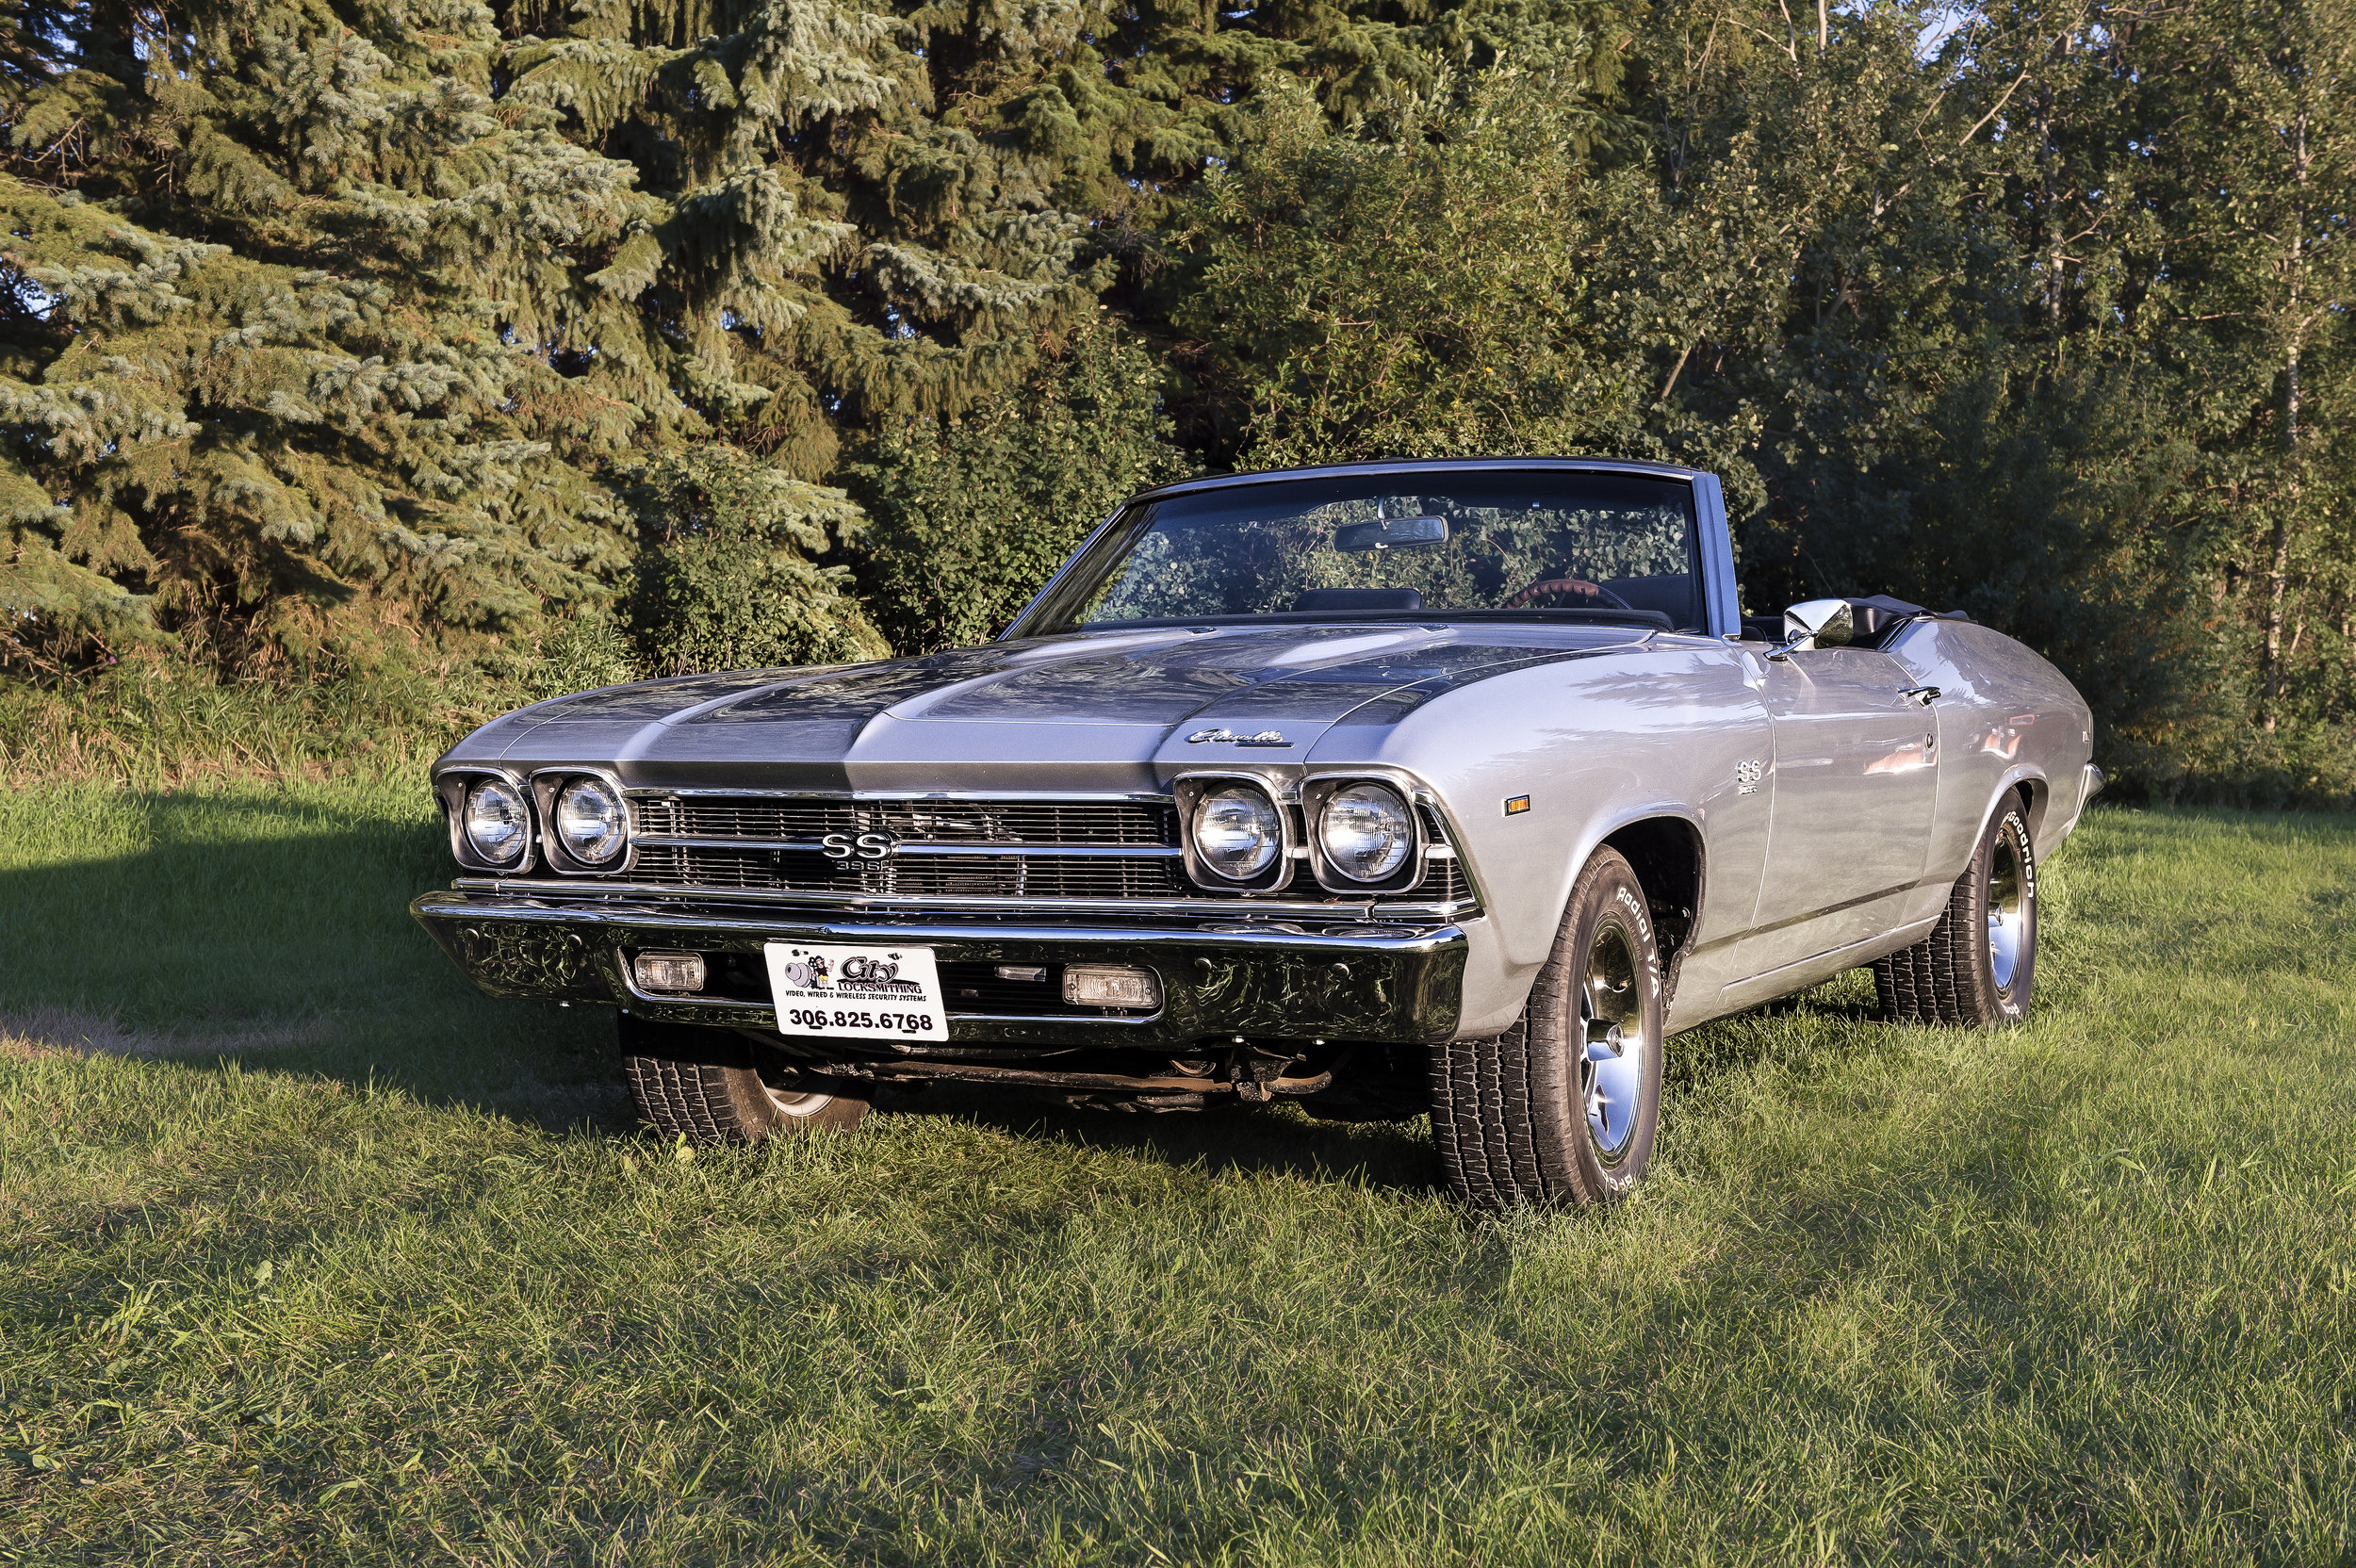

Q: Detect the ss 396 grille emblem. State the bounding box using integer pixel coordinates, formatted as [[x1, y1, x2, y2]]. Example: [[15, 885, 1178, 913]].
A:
[[821, 830, 898, 860]]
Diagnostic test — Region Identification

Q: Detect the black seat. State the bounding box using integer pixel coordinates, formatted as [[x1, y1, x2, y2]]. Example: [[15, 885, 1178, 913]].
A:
[[1294, 588, 1424, 612]]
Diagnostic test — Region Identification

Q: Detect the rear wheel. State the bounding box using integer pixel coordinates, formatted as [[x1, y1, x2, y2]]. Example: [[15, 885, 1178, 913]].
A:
[[1873, 798, 2037, 1027], [619, 1013, 869, 1143], [1430, 847, 1665, 1209]]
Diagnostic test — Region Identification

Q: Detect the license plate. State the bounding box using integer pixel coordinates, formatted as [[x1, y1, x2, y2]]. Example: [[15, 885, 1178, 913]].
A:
[[764, 941, 948, 1042]]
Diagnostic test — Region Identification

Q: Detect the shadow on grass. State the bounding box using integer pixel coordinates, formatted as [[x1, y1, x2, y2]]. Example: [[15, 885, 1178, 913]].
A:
[[0, 789, 629, 1132], [0, 788, 1448, 1178], [882, 1084, 1440, 1192]]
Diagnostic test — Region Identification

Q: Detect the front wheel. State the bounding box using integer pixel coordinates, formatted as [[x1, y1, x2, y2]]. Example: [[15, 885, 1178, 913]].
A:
[[619, 1014, 870, 1143], [1430, 846, 1665, 1209], [1873, 798, 2037, 1027]]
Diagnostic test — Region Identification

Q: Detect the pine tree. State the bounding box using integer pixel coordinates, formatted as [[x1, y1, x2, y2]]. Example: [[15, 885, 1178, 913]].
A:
[[0, 0, 648, 674]]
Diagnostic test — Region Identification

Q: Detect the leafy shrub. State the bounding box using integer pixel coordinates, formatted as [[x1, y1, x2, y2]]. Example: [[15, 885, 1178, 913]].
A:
[[846, 320, 1194, 655], [626, 451, 888, 676]]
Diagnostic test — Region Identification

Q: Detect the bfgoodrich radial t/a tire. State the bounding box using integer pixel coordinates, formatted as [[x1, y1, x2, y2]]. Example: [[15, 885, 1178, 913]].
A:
[[619, 1013, 870, 1143], [1873, 798, 2037, 1028], [1431, 846, 1665, 1209]]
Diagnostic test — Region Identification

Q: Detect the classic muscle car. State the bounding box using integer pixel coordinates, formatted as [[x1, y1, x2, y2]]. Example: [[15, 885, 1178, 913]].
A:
[[413, 458, 2102, 1208]]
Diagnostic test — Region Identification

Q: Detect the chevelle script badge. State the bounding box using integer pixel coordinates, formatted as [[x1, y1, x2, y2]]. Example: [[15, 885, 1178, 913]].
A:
[[1186, 727, 1293, 747]]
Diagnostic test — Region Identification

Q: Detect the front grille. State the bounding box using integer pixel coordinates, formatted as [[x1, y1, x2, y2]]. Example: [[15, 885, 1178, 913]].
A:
[[597, 793, 1476, 908], [626, 843, 1187, 899], [633, 796, 1175, 847], [1415, 856, 1468, 904]]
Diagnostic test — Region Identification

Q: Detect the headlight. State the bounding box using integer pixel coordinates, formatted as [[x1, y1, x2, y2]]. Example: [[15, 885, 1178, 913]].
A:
[[1191, 785, 1281, 881], [1317, 782, 1414, 882], [553, 776, 629, 866], [463, 779, 530, 864]]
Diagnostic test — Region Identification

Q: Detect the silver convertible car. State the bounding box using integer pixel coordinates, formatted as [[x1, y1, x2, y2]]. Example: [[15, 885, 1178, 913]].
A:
[[414, 459, 2101, 1208]]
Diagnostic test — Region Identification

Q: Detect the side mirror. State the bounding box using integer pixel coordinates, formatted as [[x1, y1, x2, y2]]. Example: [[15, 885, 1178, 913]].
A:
[[1767, 598, 1855, 661]]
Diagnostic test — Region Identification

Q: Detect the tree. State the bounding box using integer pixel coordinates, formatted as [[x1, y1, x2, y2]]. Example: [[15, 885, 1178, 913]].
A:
[[1170, 71, 1743, 482], [627, 448, 887, 673], [845, 314, 1190, 653], [2151, 0, 2356, 735], [0, 0, 645, 674]]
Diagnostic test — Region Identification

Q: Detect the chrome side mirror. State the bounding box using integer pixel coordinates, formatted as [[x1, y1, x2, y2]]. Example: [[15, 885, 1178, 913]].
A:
[[1767, 598, 1855, 662]]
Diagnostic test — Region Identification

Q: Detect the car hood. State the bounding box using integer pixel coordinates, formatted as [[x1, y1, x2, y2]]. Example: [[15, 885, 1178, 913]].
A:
[[448, 622, 1651, 792]]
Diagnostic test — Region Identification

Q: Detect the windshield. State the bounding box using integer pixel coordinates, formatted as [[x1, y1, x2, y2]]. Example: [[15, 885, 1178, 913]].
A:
[[1006, 469, 1705, 638]]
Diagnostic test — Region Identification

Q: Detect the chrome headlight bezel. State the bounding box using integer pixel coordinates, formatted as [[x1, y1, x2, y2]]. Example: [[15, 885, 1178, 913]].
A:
[[1302, 775, 1429, 893], [552, 776, 630, 868], [463, 777, 532, 867], [1173, 775, 1293, 892], [530, 767, 636, 874], [434, 767, 536, 873], [1312, 780, 1416, 885]]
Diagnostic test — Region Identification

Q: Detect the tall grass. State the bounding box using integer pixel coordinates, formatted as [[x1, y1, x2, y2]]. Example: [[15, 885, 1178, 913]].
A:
[[3, 785, 2352, 1563], [0, 656, 533, 789]]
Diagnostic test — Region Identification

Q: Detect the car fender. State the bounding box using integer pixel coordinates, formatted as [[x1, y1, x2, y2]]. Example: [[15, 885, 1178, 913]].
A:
[[1307, 642, 1772, 1038]]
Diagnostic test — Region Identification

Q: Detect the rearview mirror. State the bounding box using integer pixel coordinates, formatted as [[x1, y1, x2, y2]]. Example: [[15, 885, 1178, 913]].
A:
[[1333, 515, 1448, 551], [1768, 598, 1855, 661]]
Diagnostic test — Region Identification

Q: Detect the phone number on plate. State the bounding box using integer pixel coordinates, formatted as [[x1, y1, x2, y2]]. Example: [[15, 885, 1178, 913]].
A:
[[785, 1008, 936, 1034]]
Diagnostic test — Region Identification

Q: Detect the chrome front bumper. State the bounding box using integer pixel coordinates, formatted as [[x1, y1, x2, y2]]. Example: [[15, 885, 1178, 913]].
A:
[[410, 890, 1470, 1050]]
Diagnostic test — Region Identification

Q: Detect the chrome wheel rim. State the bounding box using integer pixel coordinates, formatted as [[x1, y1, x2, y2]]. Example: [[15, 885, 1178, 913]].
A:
[[758, 1061, 839, 1119], [767, 1086, 838, 1119], [1579, 918, 1646, 1162], [1988, 825, 2027, 994]]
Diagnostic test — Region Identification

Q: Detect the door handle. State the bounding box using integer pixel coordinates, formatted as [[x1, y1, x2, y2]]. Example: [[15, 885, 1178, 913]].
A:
[[1901, 685, 1940, 706]]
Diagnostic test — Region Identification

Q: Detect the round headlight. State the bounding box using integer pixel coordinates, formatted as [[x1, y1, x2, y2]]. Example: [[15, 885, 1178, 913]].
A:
[[1191, 785, 1282, 882], [463, 778, 530, 865], [1317, 782, 1414, 883], [553, 776, 629, 866]]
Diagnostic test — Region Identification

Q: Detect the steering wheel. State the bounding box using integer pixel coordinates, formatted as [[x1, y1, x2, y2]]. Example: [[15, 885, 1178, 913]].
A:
[[1503, 577, 1633, 611]]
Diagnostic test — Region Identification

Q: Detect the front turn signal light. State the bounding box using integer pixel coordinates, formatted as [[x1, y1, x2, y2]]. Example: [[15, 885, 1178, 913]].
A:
[[1063, 965, 1160, 1009], [633, 952, 707, 992]]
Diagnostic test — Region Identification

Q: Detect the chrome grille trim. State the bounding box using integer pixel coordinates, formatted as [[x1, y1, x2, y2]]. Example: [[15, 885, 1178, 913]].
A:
[[630, 795, 1176, 847], [518, 790, 1482, 914], [630, 837, 1186, 858], [449, 878, 1478, 922]]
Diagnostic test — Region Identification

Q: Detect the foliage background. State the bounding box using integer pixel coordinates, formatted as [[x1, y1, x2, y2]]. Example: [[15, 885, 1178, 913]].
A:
[[0, 0, 2349, 803]]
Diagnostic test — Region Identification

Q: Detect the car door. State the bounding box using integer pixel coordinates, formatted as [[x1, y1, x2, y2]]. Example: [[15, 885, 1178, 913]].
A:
[[1736, 644, 1941, 980]]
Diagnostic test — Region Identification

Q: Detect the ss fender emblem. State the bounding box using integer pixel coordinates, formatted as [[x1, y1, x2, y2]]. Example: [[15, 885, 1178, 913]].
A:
[[821, 830, 898, 860]]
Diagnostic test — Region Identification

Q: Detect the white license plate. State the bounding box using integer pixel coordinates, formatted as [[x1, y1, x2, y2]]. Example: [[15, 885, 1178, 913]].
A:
[[764, 941, 948, 1042]]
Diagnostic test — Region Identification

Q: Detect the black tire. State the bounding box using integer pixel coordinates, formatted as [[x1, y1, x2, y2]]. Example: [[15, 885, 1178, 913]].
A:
[[618, 1013, 870, 1143], [1430, 846, 1665, 1209], [1873, 797, 2037, 1027]]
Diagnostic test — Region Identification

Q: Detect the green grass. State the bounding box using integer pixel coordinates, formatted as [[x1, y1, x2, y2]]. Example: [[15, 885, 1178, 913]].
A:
[[3, 784, 2353, 1565]]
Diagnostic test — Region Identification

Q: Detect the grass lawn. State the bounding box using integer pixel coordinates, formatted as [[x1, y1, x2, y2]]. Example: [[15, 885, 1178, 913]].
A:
[[3, 780, 2353, 1565]]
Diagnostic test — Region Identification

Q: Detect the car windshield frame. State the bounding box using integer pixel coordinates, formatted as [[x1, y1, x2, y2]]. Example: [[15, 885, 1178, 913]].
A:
[[1002, 464, 1710, 641]]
